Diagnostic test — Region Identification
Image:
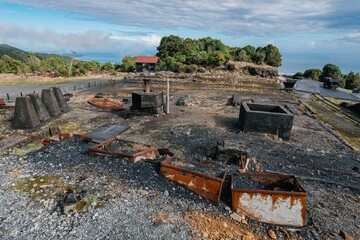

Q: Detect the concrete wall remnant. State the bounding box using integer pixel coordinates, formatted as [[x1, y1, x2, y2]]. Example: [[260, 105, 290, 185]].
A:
[[27, 93, 51, 122], [51, 87, 69, 112], [41, 88, 61, 116], [13, 96, 41, 129], [239, 102, 294, 139], [131, 91, 164, 115]]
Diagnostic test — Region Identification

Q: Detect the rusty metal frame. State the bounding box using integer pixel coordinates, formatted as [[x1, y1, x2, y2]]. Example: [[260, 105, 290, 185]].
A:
[[19, 132, 93, 145], [160, 156, 227, 203], [231, 172, 307, 227], [89, 138, 157, 163]]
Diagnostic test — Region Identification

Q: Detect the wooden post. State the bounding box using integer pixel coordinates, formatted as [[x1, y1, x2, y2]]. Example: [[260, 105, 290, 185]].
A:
[[88, 82, 91, 88], [6, 93, 10, 100], [166, 79, 170, 114], [20, 92, 23, 96]]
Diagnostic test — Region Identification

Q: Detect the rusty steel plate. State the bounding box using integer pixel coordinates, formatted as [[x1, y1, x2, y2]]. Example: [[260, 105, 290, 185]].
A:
[[231, 173, 307, 227], [160, 157, 227, 203], [89, 138, 157, 163], [87, 97, 126, 110]]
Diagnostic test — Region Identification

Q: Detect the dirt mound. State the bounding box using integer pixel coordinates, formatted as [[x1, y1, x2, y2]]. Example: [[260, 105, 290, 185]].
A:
[[184, 211, 259, 240]]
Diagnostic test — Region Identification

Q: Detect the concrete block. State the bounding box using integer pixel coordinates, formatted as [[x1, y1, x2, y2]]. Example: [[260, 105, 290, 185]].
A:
[[27, 93, 51, 122], [131, 91, 164, 115], [41, 88, 61, 116], [51, 87, 69, 112], [239, 102, 294, 140], [13, 96, 41, 129]]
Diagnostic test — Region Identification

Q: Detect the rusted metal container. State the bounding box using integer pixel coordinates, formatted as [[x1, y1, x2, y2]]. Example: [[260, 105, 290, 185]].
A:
[[160, 157, 227, 202], [89, 138, 157, 163], [231, 173, 307, 227]]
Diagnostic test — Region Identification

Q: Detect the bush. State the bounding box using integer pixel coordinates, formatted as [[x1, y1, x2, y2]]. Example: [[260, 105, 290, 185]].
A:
[[321, 64, 342, 81], [303, 68, 322, 81]]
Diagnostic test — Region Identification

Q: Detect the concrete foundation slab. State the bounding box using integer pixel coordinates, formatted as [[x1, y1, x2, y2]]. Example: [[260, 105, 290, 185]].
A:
[[41, 88, 61, 116], [13, 96, 41, 129], [51, 87, 69, 112], [27, 93, 51, 122], [239, 102, 294, 140]]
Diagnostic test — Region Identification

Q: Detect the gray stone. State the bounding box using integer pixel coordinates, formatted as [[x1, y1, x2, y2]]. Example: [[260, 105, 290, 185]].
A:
[[27, 93, 51, 122], [231, 94, 241, 106], [51, 87, 69, 112], [176, 95, 192, 106], [41, 88, 61, 116], [239, 102, 294, 140], [13, 96, 41, 129], [216, 139, 249, 165]]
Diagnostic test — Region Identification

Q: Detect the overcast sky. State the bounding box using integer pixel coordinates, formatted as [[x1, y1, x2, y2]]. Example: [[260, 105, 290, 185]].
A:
[[0, 1, 359, 73]]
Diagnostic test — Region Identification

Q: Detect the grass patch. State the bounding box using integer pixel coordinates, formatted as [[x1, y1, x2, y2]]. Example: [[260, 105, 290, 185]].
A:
[[12, 142, 43, 156], [11, 175, 65, 198]]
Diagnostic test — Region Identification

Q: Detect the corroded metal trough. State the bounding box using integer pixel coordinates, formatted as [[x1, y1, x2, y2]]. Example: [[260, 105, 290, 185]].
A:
[[89, 138, 157, 163], [231, 173, 307, 227], [160, 157, 227, 202]]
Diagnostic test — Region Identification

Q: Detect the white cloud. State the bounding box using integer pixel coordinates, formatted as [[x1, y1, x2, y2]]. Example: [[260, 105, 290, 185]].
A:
[[0, 22, 158, 56], [110, 34, 161, 46], [5, 0, 359, 35], [335, 32, 360, 46], [308, 41, 316, 48]]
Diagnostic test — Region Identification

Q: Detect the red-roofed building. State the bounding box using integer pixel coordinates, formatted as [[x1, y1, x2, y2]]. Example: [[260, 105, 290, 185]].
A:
[[135, 56, 159, 72]]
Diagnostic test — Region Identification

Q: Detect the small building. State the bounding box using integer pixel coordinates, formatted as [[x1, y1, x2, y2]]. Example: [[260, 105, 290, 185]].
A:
[[135, 56, 159, 72]]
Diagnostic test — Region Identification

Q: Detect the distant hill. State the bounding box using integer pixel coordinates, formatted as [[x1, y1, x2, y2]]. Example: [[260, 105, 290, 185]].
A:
[[0, 44, 72, 63]]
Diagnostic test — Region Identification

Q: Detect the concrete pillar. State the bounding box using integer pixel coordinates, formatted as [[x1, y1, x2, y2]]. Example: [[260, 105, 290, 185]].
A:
[[51, 87, 69, 112], [13, 96, 41, 129], [27, 93, 51, 122], [41, 88, 61, 116]]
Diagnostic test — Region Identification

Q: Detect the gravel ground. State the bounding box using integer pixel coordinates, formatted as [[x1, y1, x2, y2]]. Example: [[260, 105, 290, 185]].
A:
[[1, 76, 359, 239]]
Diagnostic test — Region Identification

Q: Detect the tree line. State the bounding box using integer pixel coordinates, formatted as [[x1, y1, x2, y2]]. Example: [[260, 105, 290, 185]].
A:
[[155, 35, 282, 72], [0, 35, 282, 76], [0, 53, 133, 76], [293, 64, 360, 90]]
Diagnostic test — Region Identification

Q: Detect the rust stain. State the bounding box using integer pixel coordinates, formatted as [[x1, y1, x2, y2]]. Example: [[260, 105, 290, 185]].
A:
[[231, 173, 307, 227], [160, 157, 226, 202], [89, 138, 157, 164]]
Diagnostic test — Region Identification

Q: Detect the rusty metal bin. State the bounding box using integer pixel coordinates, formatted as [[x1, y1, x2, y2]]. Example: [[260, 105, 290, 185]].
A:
[[231, 173, 307, 227], [160, 157, 227, 202], [89, 138, 157, 163]]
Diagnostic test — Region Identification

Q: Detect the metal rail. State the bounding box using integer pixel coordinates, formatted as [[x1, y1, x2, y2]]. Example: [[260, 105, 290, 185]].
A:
[[313, 93, 360, 124]]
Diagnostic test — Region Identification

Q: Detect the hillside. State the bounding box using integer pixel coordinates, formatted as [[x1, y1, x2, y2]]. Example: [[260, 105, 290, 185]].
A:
[[0, 44, 72, 63]]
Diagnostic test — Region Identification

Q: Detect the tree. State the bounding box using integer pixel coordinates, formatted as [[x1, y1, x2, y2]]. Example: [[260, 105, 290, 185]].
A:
[[321, 64, 342, 81], [1, 55, 30, 74], [253, 47, 266, 64], [101, 62, 114, 71], [157, 35, 183, 59], [344, 71, 360, 89], [303, 68, 322, 81], [264, 44, 282, 67], [208, 51, 226, 66], [120, 56, 135, 72], [243, 45, 256, 58]]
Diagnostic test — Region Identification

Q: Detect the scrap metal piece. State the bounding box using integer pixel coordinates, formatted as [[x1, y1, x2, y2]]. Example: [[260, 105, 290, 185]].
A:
[[160, 157, 227, 202], [19, 132, 57, 145], [87, 98, 126, 110], [89, 138, 157, 163], [231, 173, 307, 227], [84, 124, 129, 143]]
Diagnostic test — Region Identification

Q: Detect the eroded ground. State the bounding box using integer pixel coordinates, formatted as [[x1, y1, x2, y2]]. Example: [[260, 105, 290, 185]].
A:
[[0, 75, 359, 239]]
